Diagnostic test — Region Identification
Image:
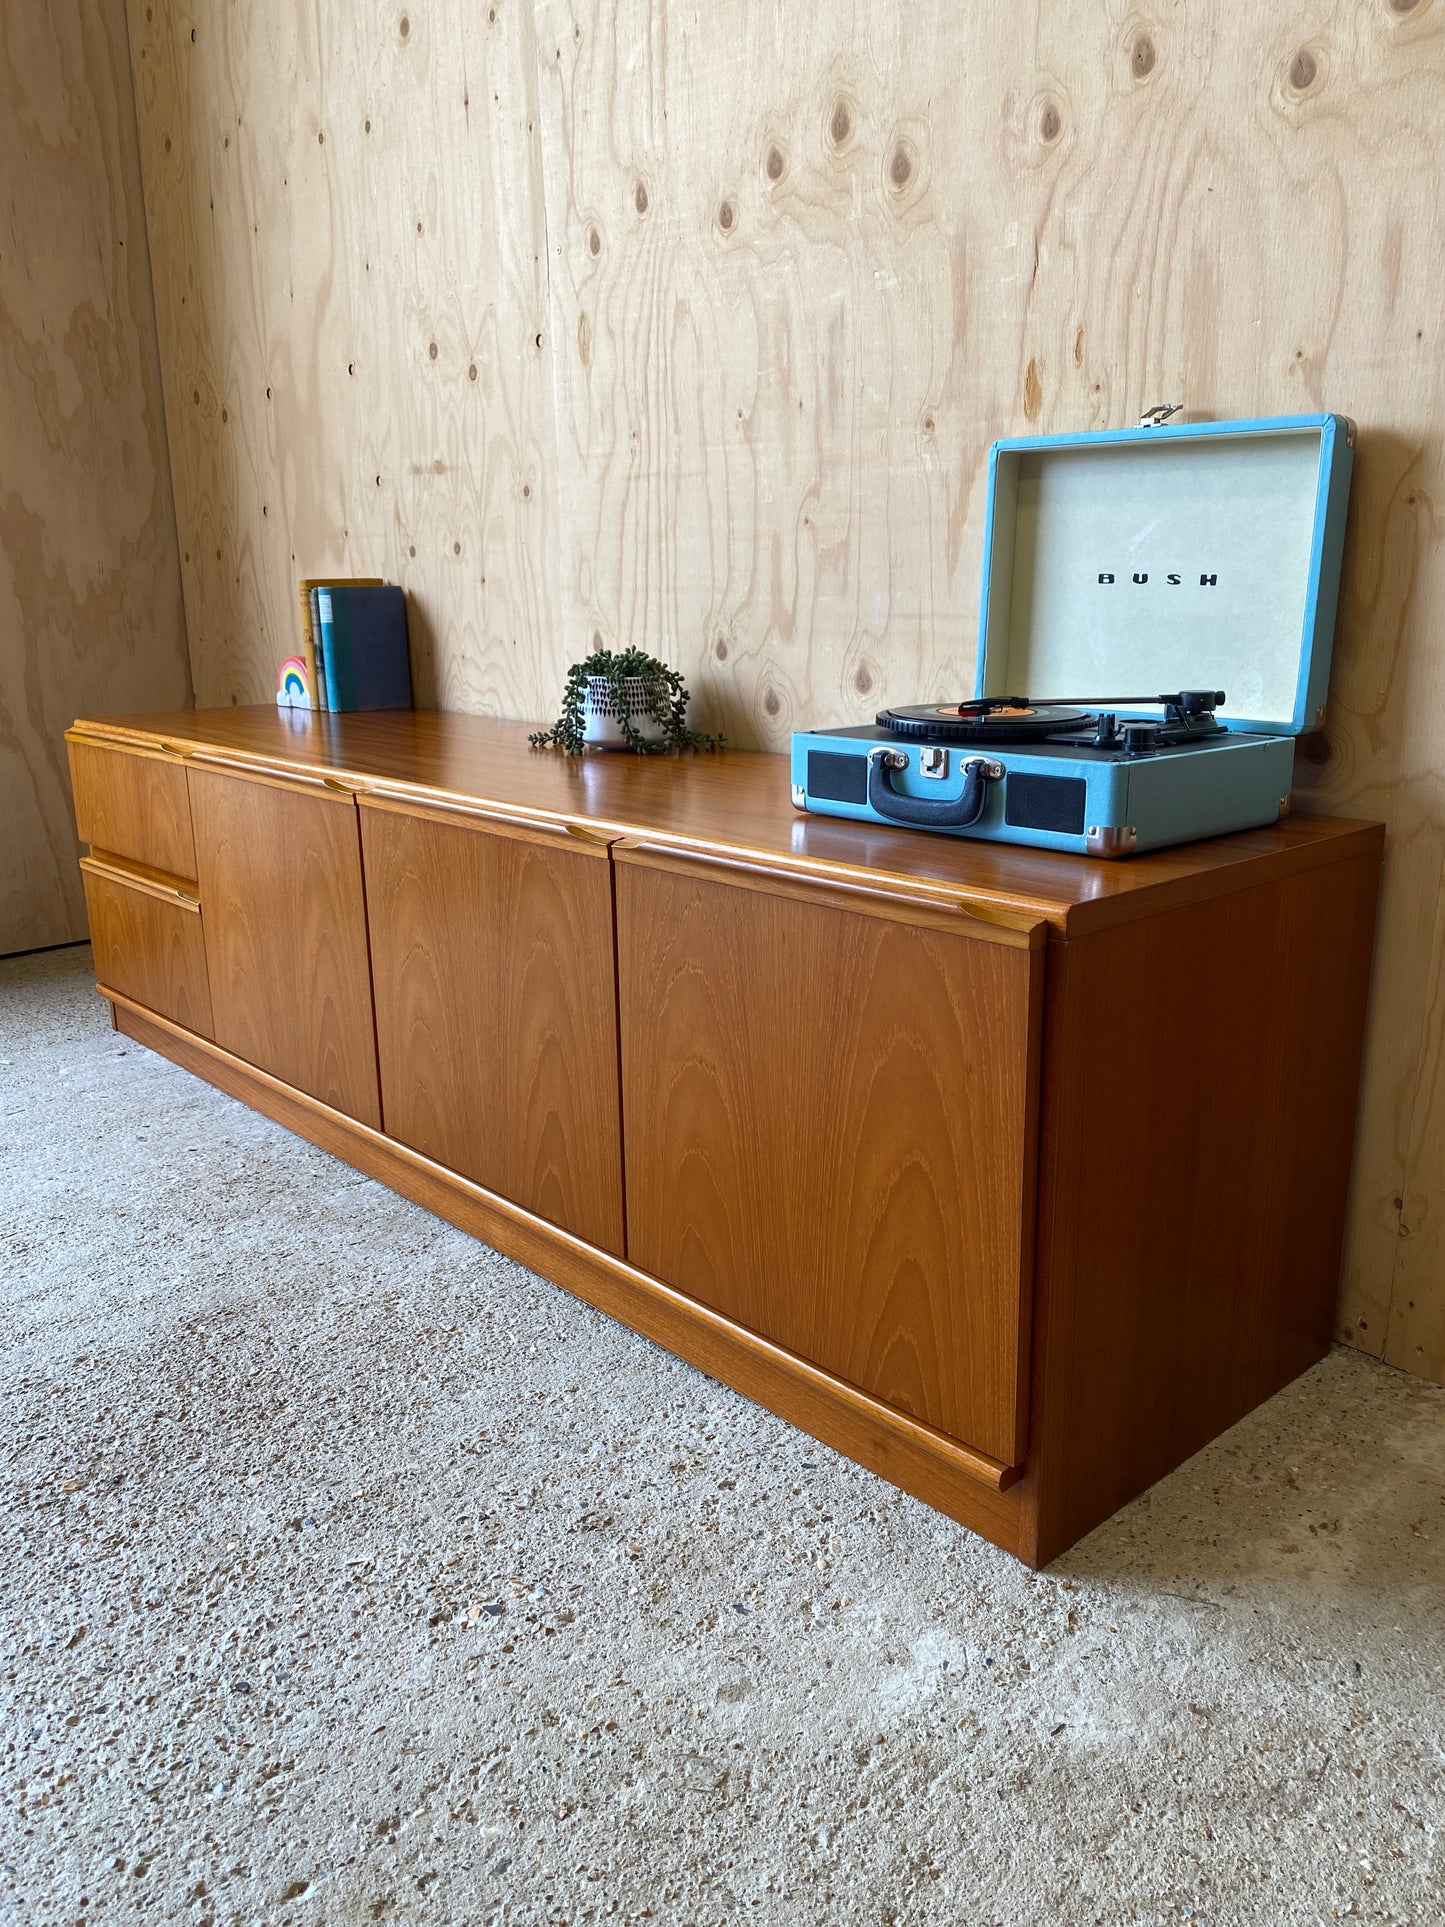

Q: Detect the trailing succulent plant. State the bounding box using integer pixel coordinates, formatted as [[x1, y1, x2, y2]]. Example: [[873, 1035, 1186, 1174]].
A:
[[528, 646, 725, 756]]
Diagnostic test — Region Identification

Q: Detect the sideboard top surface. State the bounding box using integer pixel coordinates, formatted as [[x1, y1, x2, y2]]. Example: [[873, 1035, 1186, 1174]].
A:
[[70, 708, 1382, 936]]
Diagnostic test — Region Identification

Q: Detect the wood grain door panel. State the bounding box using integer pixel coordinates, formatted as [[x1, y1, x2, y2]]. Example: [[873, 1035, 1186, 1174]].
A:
[[81, 856, 213, 1037], [188, 766, 380, 1126], [616, 853, 1043, 1465], [68, 736, 197, 880], [359, 799, 624, 1256]]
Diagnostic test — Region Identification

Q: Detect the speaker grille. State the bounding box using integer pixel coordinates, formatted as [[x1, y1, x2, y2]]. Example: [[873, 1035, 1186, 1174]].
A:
[[1004, 773, 1087, 835], [807, 750, 869, 806]]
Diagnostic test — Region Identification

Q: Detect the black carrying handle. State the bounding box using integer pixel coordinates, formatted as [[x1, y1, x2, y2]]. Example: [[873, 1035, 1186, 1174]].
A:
[[867, 750, 1002, 829]]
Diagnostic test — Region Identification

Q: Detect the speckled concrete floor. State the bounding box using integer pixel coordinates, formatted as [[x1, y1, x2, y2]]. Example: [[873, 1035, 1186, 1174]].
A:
[[2, 943, 1442, 1927]]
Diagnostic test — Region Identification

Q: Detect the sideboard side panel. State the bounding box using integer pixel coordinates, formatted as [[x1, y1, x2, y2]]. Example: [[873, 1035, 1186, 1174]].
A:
[[1030, 843, 1384, 1563]]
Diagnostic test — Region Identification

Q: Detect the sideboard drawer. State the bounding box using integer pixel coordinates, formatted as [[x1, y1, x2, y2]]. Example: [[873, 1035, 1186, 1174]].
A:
[[68, 735, 197, 881], [80, 855, 214, 1038]]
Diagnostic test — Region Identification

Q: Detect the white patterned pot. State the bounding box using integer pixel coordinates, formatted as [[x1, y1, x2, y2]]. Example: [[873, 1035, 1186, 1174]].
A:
[[582, 674, 667, 749]]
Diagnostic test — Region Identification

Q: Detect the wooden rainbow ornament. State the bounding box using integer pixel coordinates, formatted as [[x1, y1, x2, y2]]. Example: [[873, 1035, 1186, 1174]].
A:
[[276, 656, 312, 708]]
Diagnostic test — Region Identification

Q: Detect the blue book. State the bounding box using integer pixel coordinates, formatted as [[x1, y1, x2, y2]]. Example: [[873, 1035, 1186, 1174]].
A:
[[323, 585, 412, 711], [309, 586, 328, 709], [316, 587, 340, 711]]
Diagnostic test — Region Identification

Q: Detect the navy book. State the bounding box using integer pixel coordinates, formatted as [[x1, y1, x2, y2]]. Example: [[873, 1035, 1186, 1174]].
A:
[[319, 585, 412, 711]]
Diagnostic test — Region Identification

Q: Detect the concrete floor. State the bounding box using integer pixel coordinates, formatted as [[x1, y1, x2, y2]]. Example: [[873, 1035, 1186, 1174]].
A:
[[1, 944, 1442, 1927]]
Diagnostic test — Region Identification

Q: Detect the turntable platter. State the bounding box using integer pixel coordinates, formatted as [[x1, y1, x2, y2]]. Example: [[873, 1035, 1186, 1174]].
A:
[[876, 702, 1094, 744]]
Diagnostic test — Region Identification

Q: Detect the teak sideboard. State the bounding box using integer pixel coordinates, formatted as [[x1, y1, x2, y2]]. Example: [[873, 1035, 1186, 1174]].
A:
[[66, 709, 1383, 1566]]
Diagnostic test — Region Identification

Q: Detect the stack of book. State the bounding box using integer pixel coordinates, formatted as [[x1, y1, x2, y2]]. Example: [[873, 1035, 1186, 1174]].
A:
[[296, 577, 413, 711]]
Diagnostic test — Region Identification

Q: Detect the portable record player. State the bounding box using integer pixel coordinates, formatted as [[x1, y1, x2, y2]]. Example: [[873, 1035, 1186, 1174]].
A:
[[791, 411, 1355, 855]]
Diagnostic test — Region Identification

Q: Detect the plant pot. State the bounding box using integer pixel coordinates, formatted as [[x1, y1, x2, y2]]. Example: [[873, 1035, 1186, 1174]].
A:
[[582, 674, 667, 749]]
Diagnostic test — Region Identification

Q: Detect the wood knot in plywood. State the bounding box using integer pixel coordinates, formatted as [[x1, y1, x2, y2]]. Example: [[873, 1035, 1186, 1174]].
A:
[[1288, 46, 1321, 93], [634, 180, 649, 215], [1010, 85, 1069, 171], [828, 95, 855, 151], [766, 143, 787, 184], [577, 312, 591, 367], [1024, 358, 1044, 422], [1130, 32, 1156, 78], [588, 225, 602, 257], [717, 199, 735, 233]]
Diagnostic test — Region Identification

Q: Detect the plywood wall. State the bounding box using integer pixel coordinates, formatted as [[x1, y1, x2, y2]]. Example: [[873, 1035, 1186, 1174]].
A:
[[0, 0, 191, 956], [125, 0, 558, 716], [127, 0, 1445, 1384]]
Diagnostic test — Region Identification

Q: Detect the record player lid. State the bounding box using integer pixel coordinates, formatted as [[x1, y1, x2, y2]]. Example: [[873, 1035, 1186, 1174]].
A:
[[976, 414, 1354, 737]]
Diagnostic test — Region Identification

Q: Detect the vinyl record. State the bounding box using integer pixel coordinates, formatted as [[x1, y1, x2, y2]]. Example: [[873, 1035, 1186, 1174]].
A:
[[876, 703, 1094, 744]]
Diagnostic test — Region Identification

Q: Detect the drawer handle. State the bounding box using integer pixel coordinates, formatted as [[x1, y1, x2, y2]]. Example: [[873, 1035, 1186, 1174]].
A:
[[68, 728, 186, 761], [80, 853, 201, 909], [358, 788, 610, 847], [186, 752, 366, 797], [612, 838, 1044, 943]]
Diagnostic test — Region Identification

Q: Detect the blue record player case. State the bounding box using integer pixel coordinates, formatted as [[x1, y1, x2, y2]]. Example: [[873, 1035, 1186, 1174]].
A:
[[791, 412, 1355, 856]]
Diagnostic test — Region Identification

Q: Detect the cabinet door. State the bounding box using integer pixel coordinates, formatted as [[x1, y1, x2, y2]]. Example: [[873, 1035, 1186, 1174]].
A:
[[188, 766, 381, 1127], [615, 848, 1043, 1467], [359, 799, 624, 1256]]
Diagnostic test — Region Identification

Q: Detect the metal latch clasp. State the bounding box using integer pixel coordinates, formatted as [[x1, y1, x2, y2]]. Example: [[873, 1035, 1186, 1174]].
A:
[[1138, 401, 1182, 428]]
